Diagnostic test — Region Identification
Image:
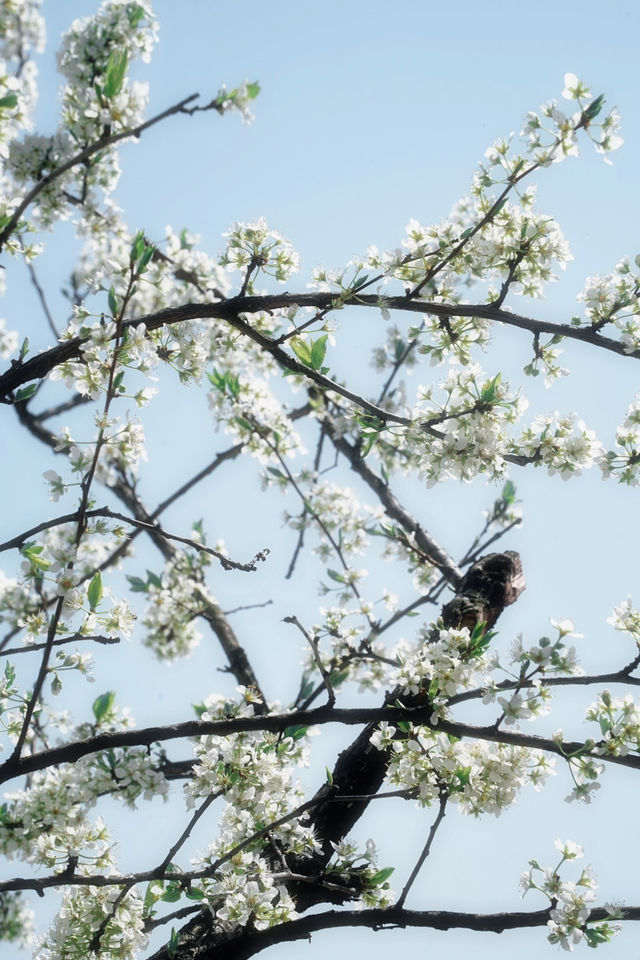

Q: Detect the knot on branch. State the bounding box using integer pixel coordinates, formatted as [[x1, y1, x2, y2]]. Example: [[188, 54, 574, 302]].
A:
[[442, 551, 525, 631]]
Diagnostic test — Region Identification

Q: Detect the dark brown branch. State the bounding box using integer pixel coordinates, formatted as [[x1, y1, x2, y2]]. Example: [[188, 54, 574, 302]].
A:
[[144, 903, 636, 960], [2, 294, 636, 403], [322, 413, 463, 586]]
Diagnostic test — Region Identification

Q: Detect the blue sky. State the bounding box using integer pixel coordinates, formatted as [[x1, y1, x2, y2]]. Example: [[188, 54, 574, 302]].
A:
[[4, 1, 640, 957]]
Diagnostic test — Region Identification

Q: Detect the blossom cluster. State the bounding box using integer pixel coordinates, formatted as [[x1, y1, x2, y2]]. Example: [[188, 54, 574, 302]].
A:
[[220, 218, 300, 286], [140, 551, 207, 660], [600, 392, 640, 485], [521, 839, 622, 951], [371, 721, 552, 815], [409, 365, 527, 484], [186, 691, 316, 927], [37, 885, 147, 960]]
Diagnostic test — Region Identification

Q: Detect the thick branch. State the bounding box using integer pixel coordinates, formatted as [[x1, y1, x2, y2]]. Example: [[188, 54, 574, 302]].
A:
[[144, 903, 636, 960], [2, 295, 636, 401]]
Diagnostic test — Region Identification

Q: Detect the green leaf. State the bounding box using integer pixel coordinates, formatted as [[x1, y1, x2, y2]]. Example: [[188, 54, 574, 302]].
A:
[[266, 466, 287, 481], [103, 50, 129, 99], [328, 669, 349, 687], [161, 884, 181, 903], [92, 691, 116, 724], [246, 81, 260, 100], [137, 243, 155, 274], [367, 866, 394, 887], [146, 569, 163, 589], [0, 92, 18, 109], [310, 334, 328, 370], [192, 518, 205, 543], [583, 93, 605, 123], [325, 766, 333, 786], [108, 286, 119, 317], [87, 571, 103, 610], [225, 371, 240, 399], [357, 414, 384, 431], [128, 4, 146, 28], [282, 724, 308, 741], [454, 765, 472, 787], [501, 479, 516, 504], [144, 880, 162, 912], [480, 372, 502, 403], [12, 383, 38, 403], [21, 542, 50, 572], [167, 928, 179, 959], [185, 888, 205, 901], [290, 337, 313, 367], [234, 415, 253, 432], [131, 231, 145, 263], [326, 569, 345, 583], [127, 575, 148, 593], [19, 337, 29, 360]]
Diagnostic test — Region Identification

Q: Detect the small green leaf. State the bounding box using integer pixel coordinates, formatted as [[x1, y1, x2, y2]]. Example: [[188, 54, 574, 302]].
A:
[[13, 383, 38, 403], [167, 928, 179, 959], [367, 867, 394, 887], [146, 570, 163, 589], [161, 884, 181, 903], [127, 575, 148, 593], [137, 243, 155, 274], [326, 569, 345, 583], [108, 286, 119, 317], [0, 92, 18, 109], [266, 466, 287, 481], [185, 888, 205, 901], [87, 571, 103, 610], [234, 415, 253, 432], [310, 334, 328, 371], [21, 542, 50, 572], [127, 4, 146, 28], [246, 81, 260, 100], [19, 337, 29, 360], [583, 94, 605, 123], [502, 479, 516, 504], [92, 691, 116, 724], [131, 231, 145, 263], [325, 766, 333, 786], [144, 880, 162, 912], [290, 337, 313, 367], [282, 724, 308, 741], [103, 50, 129, 99]]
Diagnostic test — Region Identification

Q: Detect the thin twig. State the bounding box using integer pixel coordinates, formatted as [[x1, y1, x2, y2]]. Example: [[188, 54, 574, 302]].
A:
[[284, 616, 336, 706], [397, 791, 448, 908]]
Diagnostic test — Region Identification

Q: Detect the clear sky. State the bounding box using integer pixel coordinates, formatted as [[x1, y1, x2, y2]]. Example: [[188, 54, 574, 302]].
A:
[[4, 1, 640, 958]]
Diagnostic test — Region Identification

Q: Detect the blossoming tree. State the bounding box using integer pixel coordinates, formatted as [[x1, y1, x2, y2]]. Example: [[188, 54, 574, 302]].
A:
[[0, 2, 639, 958]]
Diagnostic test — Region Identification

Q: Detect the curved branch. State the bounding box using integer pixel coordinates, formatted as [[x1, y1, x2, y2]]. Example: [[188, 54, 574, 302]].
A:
[[144, 903, 636, 960], [2, 695, 638, 785], [2, 294, 636, 402]]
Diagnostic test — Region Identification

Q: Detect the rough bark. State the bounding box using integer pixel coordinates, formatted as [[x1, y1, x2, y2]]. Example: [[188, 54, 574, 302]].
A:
[[146, 551, 525, 960]]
